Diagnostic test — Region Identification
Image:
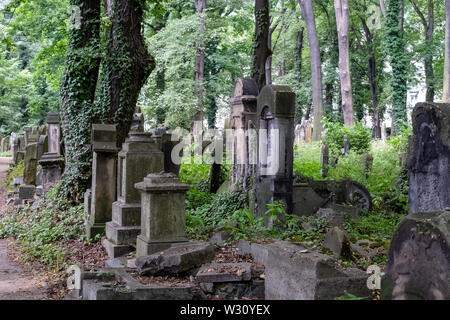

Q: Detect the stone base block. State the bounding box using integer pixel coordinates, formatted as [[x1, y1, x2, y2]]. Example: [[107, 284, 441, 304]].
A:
[[112, 202, 141, 227], [106, 222, 140, 245], [86, 222, 106, 240], [136, 235, 187, 258], [102, 238, 135, 259], [19, 184, 35, 200]]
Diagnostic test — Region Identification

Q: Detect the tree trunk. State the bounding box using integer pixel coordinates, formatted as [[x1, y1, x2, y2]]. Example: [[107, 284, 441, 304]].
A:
[[444, 0, 450, 102], [100, 0, 154, 145], [334, 0, 354, 126], [361, 18, 381, 139], [296, 28, 304, 85], [253, 0, 270, 91], [59, 0, 101, 203], [298, 0, 324, 141], [193, 0, 207, 123], [386, 0, 408, 134], [410, 0, 434, 102]]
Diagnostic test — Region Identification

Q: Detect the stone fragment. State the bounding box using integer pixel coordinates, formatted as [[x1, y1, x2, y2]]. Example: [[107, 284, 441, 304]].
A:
[[196, 263, 252, 283], [322, 227, 352, 260], [136, 242, 215, 276]]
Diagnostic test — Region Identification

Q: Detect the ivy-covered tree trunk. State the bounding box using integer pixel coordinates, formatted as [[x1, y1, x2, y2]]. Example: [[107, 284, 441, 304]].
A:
[[410, 0, 435, 102], [299, 0, 324, 141], [295, 27, 304, 86], [444, 0, 450, 102], [100, 0, 155, 145], [386, 0, 408, 134], [252, 0, 270, 91], [59, 0, 101, 203]]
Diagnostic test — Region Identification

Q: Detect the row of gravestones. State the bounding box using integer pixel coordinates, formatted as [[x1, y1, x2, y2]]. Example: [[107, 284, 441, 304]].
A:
[[82, 110, 185, 259], [9, 112, 64, 205]]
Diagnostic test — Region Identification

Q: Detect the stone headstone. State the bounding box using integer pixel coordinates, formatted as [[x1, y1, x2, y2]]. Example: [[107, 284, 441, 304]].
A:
[[230, 78, 259, 187], [38, 112, 63, 192], [23, 126, 31, 146], [161, 133, 182, 176], [343, 134, 350, 156], [304, 121, 312, 143], [294, 124, 303, 146], [86, 124, 119, 239], [23, 143, 38, 185], [135, 172, 190, 257], [408, 103, 450, 214], [381, 123, 387, 141], [103, 122, 164, 258], [256, 85, 295, 220]]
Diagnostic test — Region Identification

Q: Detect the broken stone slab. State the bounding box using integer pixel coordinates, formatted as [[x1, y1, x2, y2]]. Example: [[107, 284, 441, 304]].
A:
[[135, 242, 216, 277], [264, 241, 371, 300], [209, 230, 232, 246], [82, 268, 201, 300], [237, 239, 270, 265], [101, 238, 134, 260], [382, 210, 450, 300], [196, 263, 252, 283], [322, 227, 353, 260], [209, 280, 265, 300]]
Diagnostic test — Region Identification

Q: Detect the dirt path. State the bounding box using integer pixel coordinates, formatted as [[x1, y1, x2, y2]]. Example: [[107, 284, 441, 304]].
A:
[[0, 157, 45, 300]]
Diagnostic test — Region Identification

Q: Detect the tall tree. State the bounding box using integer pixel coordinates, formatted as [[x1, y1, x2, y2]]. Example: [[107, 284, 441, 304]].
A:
[[410, 0, 435, 102], [298, 0, 324, 141], [334, 0, 354, 126], [193, 0, 207, 122], [252, 0, 270, 91], [295, 27, 304, 86], [99, 0, 154, 144], [386, 0, 408, 134], [59, 0, 101, 202], [445, 0, 450, 102]]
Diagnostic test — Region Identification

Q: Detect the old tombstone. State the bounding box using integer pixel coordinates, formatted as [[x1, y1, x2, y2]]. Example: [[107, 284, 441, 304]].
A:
[[11, 133, 18, 163], [255, 85, 295, 219], [363, 153, 374, 179], [343, 134, 350, 156], [85, 124, 119, 239], [37, 135, 48, 161], [304, 121, 312, 143], [38, 112, 63, 192], [161, 133, 182, 176], [135, 172, 190, 257], [381, 123, 387, 141], [230, 78, 259, 188], [19, 142, 38, 201], [23, 126, 31, 146], [382, 103, 450, 300], [294, 124, 304, 146], [103, 115, 164, 258], [321, 144, 329, 178]]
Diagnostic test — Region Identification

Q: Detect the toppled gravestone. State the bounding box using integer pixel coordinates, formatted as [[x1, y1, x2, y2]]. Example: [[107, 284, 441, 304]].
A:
[[322, 227, 353, 260], [135, 242, 215, 276], [382, 210, 450, 300], [408, 102, 450, 214], [240, 240, 371, 300]]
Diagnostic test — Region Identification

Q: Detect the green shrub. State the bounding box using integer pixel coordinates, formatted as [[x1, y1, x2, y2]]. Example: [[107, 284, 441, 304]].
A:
[[323, 120, 372, 158], [3, 160, 24, 190], [0, 150, 11, 157], [0, 186, 85, 270]]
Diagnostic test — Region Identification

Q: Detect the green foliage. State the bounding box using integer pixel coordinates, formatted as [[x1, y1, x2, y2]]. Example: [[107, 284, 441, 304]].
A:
[[323, 120, 372, 158], [293, 142, 322, 180], [3, 160, 24, 191], [0, 186, 85, 270], [0, 150, 11, 157]]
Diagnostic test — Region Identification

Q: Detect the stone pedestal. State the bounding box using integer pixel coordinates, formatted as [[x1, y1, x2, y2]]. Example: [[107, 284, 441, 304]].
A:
[[255, 85, 295, 220], [86, 124, 119, 239], [38, 112, 63, 192], [135, 173, 189, 257], [104, 130, 164, 258]]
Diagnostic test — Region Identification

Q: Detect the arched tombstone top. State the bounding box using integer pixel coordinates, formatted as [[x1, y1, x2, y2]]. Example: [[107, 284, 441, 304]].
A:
[[231, 78, 259, 104], [257, 85, 295, 120]]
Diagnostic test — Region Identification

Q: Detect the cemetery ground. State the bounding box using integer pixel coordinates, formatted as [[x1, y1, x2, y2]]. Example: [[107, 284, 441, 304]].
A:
[[0, 135, 408, 300]]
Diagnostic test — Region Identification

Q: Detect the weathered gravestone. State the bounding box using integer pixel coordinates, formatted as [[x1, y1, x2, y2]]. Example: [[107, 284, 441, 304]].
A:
[[103, 115, 164, 258], [135, 172, 190, 257], [304, 121, 312, 143], [19, 142, 38, 201], [255, 85, 295, 220], [343, 134, 350, 156], [407, 103, 450, 214], [85, 124, 119, 239], [382, 103, 450, 300], [23, 126, 31, 147], [321, 144, 329, 178], [230, 78, 259, 188], [38, 112, 63, 192]]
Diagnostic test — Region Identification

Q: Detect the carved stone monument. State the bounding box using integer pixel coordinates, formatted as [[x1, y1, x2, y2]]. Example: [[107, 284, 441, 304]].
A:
[[135, 172, 189, 257], [255, 85, 295, 220], [85, 124, 119, 239]]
